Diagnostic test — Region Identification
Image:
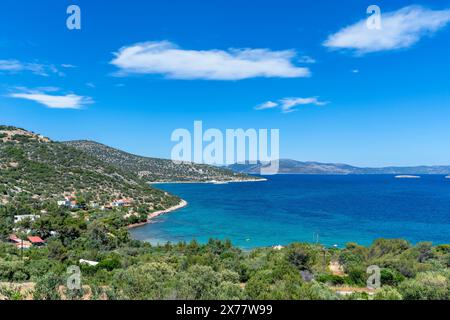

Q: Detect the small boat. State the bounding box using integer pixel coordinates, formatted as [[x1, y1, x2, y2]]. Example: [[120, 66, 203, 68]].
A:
[[446, 176, 450, 179], [395, 175, 421, 179]]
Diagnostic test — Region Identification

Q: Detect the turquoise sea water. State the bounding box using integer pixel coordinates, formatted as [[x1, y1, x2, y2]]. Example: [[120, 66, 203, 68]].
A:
[[130, 175, 450, 249]]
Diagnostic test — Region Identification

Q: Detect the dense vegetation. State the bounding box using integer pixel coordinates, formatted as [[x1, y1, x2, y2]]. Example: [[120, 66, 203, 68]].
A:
[[1, 199, 450, 301], [64, 140, 259, 183]]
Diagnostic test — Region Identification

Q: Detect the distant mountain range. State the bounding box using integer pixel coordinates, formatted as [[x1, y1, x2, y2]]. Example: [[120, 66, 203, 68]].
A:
[[228, 159, 450, 175]]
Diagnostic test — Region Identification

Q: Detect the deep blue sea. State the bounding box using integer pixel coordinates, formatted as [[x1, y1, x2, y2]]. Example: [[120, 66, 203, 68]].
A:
[[130, 175, 450, 249]]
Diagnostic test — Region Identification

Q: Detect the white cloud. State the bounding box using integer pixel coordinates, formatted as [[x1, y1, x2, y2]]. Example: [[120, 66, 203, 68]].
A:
[[256, 97, 328, 113], [110, 41, 310, 80], [0, 60, 23, 71], [8, 88, 92, 109], [323, 5, 450, 54], [0, 59, 64, 76], [254, 101, 279, 110], [280, 97, 328, 113]]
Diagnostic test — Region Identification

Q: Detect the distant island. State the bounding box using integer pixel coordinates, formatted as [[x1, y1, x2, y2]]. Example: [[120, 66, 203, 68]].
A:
[[228, 159, 450, 175]]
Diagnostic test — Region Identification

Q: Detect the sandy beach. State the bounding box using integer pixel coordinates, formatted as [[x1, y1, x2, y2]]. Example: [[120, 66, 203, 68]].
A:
[[149, 199, 188, 219], [127, 199, 188, 229]]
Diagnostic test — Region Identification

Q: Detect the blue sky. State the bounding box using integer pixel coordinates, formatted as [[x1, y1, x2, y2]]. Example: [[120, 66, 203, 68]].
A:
[[1, 0, 450, 167]]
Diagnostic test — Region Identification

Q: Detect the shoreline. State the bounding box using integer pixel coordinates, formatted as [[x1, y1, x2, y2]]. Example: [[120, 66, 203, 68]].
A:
[[127, 199, 188, 229], [149, 178, 267, 185]]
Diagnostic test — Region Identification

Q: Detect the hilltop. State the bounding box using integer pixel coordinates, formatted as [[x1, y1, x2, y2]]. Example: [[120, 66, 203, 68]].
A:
[[0, 126, 179, 211], [228, 159, 450, 175], [63, 140, 260, 183]]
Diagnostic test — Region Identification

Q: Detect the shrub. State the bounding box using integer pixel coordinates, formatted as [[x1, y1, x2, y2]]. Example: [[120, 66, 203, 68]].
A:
[[113, 262, 175, 300], [398, 272, 449, 300], [380, 268, 405, 287], [316, 274, 346, 286], [374, 286, 403, 300], [33, 273, 62, 300]]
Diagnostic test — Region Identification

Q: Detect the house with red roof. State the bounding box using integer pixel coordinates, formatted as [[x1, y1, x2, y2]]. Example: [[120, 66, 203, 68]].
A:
[[27, 236, 46, 247], [9, 234, 33, 249], [9, 234, 21, 244]]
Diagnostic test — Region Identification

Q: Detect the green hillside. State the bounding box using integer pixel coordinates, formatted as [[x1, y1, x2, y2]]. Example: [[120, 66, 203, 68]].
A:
[[0, 126, 179, 210], [63, 140, 261, 183]]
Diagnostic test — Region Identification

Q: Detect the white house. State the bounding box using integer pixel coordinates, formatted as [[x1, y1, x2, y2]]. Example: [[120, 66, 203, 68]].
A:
[[57, 196, 74, 207], [79, 259, 99, 267], [111, 198, 132, 207], [14, 214, 39, 224], [58, 197, 81, 209]]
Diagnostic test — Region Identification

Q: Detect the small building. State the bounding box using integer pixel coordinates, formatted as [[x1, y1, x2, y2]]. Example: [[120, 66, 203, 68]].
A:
[[57, 200, 71, 206], [58, 196, 75, 207], [27, 236, 46, 247], [112, 198, 133, 207], [9, 234, 21, 244], [79, 259, 99, 267], [14, 214, 39, 224], [9, 235, 32, 249]]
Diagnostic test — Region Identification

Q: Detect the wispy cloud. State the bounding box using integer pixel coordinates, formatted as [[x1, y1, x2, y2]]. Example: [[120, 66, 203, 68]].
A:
[[8, 88, 92, 109], [0, 59, 65, 76], [323, 5, 450, 54], [255, 97, 329, 113], [110, 41, 311, 80], [280, 97, 329, 113], [0, 60, 23, 72], [255, 101, 279, 110]]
